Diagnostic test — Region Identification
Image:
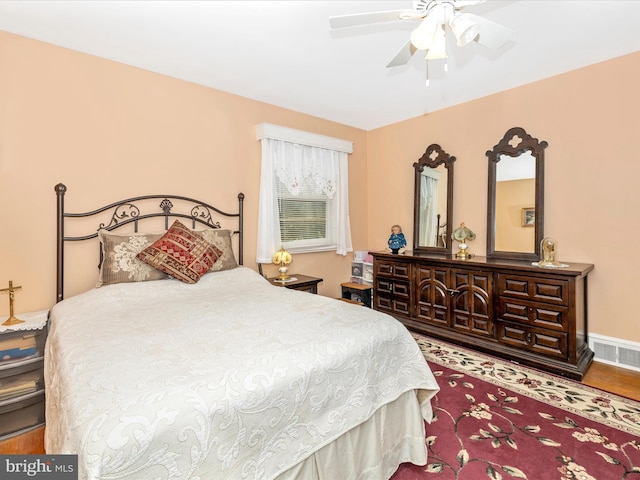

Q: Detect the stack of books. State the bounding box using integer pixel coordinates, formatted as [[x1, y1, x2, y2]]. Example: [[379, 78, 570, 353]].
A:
[[0, 334, 37, 363], [0, 379, 38, 401]]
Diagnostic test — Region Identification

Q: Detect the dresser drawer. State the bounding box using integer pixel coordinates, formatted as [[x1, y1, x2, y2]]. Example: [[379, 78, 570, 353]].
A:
[[375, 279, 410, 298], [496, 321, 568, 359], [0, 390, 45, 438], [498, 299, 568, 331], [375, 261, 411, 280], [497, 274, 569, 306], [375, 295, 411, 316], [376, 275, 411, 310]]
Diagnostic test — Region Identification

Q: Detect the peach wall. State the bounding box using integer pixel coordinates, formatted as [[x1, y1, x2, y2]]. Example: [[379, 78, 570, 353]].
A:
[[2, 31, 638, 345], [366, 51, 640, 343], [0, 31, 368, 312]]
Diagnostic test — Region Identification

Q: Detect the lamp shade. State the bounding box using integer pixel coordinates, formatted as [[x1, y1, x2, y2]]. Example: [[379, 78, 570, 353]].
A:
[[425, 25, 447, 60], [451, 223, 476, 243], [451, 222, 476, 259], [410, 14, 439, 50], [450, 12, 480, 47], [272, 247, 292, 266]]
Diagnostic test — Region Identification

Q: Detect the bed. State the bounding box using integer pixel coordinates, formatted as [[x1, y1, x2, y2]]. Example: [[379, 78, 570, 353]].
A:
[[45, 183, 440, 480]]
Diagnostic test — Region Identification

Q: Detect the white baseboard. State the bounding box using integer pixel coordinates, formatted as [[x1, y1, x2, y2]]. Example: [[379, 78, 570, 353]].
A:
[[589, 333, 640, 372]]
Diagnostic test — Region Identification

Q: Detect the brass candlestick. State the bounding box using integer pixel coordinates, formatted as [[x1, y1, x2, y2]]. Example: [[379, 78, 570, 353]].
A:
[[1, 280, 25, 326]]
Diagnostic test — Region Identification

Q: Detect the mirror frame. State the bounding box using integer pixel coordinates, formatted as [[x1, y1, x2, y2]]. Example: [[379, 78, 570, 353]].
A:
[[486, 127, 548, 261], [413, 144, 455, 255]]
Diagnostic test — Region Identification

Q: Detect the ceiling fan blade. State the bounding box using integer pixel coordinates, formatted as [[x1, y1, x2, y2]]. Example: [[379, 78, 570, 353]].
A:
[[329, 10, 410, 29], [466, 13, 516, 50], [386, 41, 418, 68]]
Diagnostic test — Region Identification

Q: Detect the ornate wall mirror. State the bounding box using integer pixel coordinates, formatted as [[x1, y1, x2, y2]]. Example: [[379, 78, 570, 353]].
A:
[[486, 127, 548, 261], [413, 144, 455, 254]]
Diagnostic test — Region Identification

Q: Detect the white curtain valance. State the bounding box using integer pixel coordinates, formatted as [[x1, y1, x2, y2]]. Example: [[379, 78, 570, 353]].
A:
[[272, 141, 340, 199], [256, 123, 353, 154]]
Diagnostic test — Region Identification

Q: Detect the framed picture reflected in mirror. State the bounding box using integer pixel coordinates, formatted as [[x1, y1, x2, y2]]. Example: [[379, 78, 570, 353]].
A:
[[522, 207, 535, 227]]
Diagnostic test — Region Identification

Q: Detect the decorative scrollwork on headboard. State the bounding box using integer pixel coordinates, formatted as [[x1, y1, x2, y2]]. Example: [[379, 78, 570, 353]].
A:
[[191, 204, 221, 229], [98, 204, 141, 231], [159, 198, 173, 215]]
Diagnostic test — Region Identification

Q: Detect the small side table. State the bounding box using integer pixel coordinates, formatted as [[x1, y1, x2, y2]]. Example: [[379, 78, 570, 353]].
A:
[[268, 274, 323, 294], [341, 282, 372, 308]]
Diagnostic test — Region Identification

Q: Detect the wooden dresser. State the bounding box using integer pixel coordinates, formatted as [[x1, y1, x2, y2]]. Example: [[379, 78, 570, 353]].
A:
[[371, 251, 594, 380]]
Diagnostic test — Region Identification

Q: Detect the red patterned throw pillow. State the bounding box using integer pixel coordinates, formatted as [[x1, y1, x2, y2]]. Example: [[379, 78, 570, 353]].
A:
[[136, 220, 223, 284]]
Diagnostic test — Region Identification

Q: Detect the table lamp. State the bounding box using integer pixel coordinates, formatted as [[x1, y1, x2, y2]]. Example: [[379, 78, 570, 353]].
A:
[[272, 247, 293, 283], [452, 223, 476, 259]]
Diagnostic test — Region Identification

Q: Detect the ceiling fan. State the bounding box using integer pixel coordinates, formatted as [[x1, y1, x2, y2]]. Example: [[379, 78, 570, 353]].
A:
[[329, 0, 516, 69]]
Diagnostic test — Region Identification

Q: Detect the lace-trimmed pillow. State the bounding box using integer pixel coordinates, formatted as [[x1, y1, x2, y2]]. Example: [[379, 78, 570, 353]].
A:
[[136, 220, 223, 284], [198, 229, 239, 272], [98, 231, 168, 287]]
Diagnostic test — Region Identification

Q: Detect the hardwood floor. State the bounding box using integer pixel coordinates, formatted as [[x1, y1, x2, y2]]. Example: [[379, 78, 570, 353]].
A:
[[582, 361, 640, 401], [0, 425, 44, 454], [1, 361, 638, 455]]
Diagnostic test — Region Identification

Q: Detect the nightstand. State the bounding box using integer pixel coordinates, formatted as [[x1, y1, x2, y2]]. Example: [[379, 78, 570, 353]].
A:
[[341, 282, 373, 307], [268, 274, 323, 294], [0, 310, 48, 445]]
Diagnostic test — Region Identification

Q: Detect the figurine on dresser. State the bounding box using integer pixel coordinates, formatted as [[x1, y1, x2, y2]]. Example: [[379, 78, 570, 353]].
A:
[[387, 224, 407, 254]]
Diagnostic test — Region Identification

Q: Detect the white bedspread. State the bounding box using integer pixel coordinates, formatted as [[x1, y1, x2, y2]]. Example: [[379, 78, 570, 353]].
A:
[[45, 267, 439, 480]]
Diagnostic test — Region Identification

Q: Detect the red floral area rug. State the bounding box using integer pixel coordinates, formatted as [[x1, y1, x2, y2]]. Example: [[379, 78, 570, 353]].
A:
[[392, 333, 640, 480]]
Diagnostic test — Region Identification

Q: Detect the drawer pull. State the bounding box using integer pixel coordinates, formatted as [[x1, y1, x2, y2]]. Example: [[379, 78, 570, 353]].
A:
[[447, 288, 460, 295]]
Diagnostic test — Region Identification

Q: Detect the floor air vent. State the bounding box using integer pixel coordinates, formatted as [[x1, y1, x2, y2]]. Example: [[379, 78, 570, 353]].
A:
[[589, 334, 640, 372]]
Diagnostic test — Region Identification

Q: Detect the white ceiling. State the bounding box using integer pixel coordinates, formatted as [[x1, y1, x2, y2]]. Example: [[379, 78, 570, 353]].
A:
[[0, 0, 638, 131]]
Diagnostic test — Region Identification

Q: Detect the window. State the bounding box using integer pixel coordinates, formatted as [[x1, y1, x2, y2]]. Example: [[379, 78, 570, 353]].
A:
[[278, 197, 329, 244], [276, 173, 334, 251], [255, 124, 353, 263]]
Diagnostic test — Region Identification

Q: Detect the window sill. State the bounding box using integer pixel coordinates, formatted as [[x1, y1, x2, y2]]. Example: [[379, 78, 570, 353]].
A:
[[285, 244, 337, 254]]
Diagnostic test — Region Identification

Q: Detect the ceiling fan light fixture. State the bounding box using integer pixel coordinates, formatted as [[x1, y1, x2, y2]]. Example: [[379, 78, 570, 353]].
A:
[[410, 27, 431, 50], [425, 25, 447, 60], [450, 12, 480, 46], [330, 0, 515, 72], [410, 14, 439, 50]]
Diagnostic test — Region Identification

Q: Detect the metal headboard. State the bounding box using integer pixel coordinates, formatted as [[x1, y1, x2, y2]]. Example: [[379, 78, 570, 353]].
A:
[[55, 183, 244, 302]]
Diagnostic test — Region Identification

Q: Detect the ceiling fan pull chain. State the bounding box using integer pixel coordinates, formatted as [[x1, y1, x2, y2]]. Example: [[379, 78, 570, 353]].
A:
[[425, 59, 430, 87]]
